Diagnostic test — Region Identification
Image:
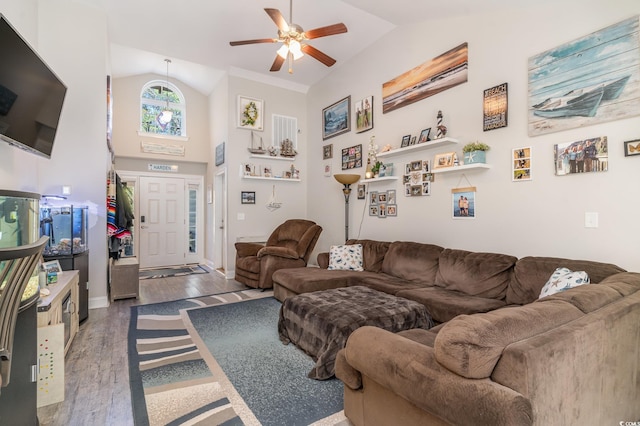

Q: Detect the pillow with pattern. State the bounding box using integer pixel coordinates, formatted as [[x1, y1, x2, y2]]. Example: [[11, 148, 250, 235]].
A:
[[539, 267, 590, 299], [327, 244, 364, 271]]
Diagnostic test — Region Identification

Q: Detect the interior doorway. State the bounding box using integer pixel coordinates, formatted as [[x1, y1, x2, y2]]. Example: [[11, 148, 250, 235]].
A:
[[214, 168, 227, 275]]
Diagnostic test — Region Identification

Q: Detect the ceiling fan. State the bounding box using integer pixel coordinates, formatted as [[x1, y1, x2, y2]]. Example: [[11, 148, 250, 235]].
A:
[[229, 0, 348, 74]]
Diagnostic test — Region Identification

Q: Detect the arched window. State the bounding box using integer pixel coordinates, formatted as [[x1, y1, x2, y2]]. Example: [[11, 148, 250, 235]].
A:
[[140, 80, 186, 138]]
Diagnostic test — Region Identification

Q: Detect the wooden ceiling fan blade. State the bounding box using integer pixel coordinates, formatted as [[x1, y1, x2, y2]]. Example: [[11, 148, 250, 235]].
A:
[[230, 38, 277, 46], [304, 23, 347, 39], [270, 55, 285, 72], [301, 44, 336, 67], [265, 8, 289, 32]]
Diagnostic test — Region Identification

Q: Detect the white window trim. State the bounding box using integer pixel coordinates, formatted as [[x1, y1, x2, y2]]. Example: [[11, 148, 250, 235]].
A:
[[139, 79, 188, 138]]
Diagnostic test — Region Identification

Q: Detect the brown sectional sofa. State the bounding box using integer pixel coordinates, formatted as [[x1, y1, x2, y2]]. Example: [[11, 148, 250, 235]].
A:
[[271, 239, 640, 425]]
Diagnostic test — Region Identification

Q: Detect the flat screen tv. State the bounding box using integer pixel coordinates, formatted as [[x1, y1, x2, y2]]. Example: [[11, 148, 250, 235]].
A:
[[0, 14, 67, 159]]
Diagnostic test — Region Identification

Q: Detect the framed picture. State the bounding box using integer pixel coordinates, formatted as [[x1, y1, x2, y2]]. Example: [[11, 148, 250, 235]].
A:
[[483, 83, 508, 131], [553, 136, 608, 176], [369, 205, 379, 216], [512, 147, 532, 181], [355, 96, 373, 133], [43, 260, 62, 274], [357, 184, 366, 199], [323, 96, 351, 140], [262, 165, 272, 178], [387, 204, 397, 217], [434, 152, 456, 168], [377, 192, 387, 204], [528, 17, 640, 136], [215, 142, 225, 166], [624, 139, 640, 157], [370, 191, 378, 205], [242, 163, 256, 176], [237, 96, 264, 131], [324, 163, 332, 177], [387, 190, 396, 204], [418, 128, 431, 143], [241, 191, 255, 204], [452, 187, 476, 219], [401, 135, 411, 148], [323, 144, 333, 160], [378, 204, 387, 218], [410, 136, 417, 145], [383, 43, 468, 114], [341, 144, 362, 170]]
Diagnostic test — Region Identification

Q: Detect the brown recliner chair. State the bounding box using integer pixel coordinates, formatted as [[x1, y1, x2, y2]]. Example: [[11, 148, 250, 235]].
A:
[[234, 219, 322, 289]]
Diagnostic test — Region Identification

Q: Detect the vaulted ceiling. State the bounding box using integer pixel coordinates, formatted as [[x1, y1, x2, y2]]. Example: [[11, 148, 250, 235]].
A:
[[77, 0, 553, 94]]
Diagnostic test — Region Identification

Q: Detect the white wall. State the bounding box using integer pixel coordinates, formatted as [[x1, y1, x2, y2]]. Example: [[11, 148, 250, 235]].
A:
[[220, 76, 308, 274], [0, 0, 110, 306], [307, 0, 640, 272], [111, 73, 210, 163]]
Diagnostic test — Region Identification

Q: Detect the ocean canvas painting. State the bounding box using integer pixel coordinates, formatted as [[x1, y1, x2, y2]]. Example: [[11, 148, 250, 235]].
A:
[[528, 16, 640, 136]]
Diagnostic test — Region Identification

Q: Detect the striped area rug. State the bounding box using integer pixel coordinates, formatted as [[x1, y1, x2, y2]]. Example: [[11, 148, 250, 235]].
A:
[[128, 290, 273, 425]]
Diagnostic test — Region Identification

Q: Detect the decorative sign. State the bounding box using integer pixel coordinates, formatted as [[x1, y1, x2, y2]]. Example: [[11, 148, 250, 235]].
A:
[[483, 83, 508, 131], [148, 163, 178, 172], [215, 142, 225, 166], [140, 141, 185, 156]]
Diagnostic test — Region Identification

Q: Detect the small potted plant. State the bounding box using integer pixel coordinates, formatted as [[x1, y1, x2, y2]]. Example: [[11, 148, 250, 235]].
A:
[[462, 142, 490, 164]]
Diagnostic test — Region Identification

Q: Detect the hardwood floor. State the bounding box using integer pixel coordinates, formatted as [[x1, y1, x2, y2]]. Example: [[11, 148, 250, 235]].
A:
[[37, 269, 248, 426]]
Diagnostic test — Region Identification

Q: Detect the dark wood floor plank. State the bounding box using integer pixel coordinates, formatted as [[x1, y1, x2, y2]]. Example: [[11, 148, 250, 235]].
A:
[[37, 270, 246, 425]]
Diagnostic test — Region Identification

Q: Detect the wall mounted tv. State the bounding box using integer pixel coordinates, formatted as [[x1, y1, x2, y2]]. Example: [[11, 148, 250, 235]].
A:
[[0, 14, 67, 159]]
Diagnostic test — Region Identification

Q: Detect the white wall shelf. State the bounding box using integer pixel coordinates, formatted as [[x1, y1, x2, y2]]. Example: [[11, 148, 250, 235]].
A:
[[249, 154, 297, 161], [362, 176, 399, 183], [377, 137, 459, 159], [242, 176, 301, 182], [432, 163, 491, 174]]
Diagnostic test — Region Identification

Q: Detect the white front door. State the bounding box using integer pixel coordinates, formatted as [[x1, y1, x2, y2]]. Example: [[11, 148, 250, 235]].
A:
[[139, 176, 186, 268]]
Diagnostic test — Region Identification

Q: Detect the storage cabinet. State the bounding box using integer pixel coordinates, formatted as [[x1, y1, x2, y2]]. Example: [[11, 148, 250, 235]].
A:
[[43, 251, 89, 322], [37, 270, 79, 356], [109, 257, 139, 302]]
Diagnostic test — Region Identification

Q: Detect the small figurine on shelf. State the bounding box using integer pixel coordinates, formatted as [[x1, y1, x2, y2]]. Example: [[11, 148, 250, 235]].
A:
[[280, 139, 297, 157], [436, 110, 447, 139]]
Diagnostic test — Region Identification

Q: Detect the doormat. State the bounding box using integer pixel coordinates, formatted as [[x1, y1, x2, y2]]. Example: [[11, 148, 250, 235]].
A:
[[139, 265, 210, 280]]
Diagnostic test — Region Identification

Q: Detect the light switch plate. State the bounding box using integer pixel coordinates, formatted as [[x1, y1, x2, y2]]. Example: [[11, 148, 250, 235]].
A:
[[237, 213, 245, 220], [585, 212, 598, 228]]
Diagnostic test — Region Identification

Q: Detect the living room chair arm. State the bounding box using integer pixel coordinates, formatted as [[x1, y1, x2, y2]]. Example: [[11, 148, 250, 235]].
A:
[[235, 242, 264, 258], [343, 326, 533, 426], [257, 246, 299, 260]]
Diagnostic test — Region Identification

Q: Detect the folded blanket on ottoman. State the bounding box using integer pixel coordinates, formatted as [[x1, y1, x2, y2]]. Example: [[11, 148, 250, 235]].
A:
[[278, 286, 434, 380]]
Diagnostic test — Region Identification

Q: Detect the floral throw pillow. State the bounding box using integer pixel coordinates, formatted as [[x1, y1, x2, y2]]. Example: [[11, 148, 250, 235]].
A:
[[327, 244, 364, 271], [539, 267, 590, 299]]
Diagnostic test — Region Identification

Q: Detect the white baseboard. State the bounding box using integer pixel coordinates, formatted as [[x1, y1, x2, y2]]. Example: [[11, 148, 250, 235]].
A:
[[89, 296, 109, 309]]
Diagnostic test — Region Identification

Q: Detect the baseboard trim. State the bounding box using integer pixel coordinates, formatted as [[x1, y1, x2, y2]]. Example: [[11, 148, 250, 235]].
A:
[[89, 296, 109, 309]]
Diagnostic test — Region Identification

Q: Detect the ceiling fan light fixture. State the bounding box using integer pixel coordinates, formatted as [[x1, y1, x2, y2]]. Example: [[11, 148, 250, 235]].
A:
[[277, 44, 289, 59], [289, 40, 303, 59]]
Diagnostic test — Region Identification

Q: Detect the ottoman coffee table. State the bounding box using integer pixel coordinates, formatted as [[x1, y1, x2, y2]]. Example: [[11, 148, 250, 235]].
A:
[[278, 285, 433, 380]]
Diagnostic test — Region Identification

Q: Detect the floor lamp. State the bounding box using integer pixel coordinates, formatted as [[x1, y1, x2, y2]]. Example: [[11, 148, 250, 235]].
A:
[[334, 174, 360, 242]]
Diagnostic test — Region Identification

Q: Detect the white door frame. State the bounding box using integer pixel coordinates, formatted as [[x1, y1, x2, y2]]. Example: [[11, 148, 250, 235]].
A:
[[214, 168, 228, 276], [116, 170, 204, 266]]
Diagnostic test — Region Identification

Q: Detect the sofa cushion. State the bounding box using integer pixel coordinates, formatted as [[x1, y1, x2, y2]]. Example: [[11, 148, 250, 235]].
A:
[[434, 300, 583, 379], [272, 267, 379, 296], [398, 286, 507, 323], [346, 239, 391, 272], [434, 249, 516, 299], [538, 283, 621, 314], [507, 256, 626, 305], [328, 244, 364, 271], [348, 273, 425, 295], [538, 267, 590, 298], [381, 241, 444, 282]]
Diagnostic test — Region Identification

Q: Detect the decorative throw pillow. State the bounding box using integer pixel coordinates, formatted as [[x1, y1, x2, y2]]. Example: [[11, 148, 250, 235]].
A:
[[539, 267, 590, 299], [327, 244, 364, 271]]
